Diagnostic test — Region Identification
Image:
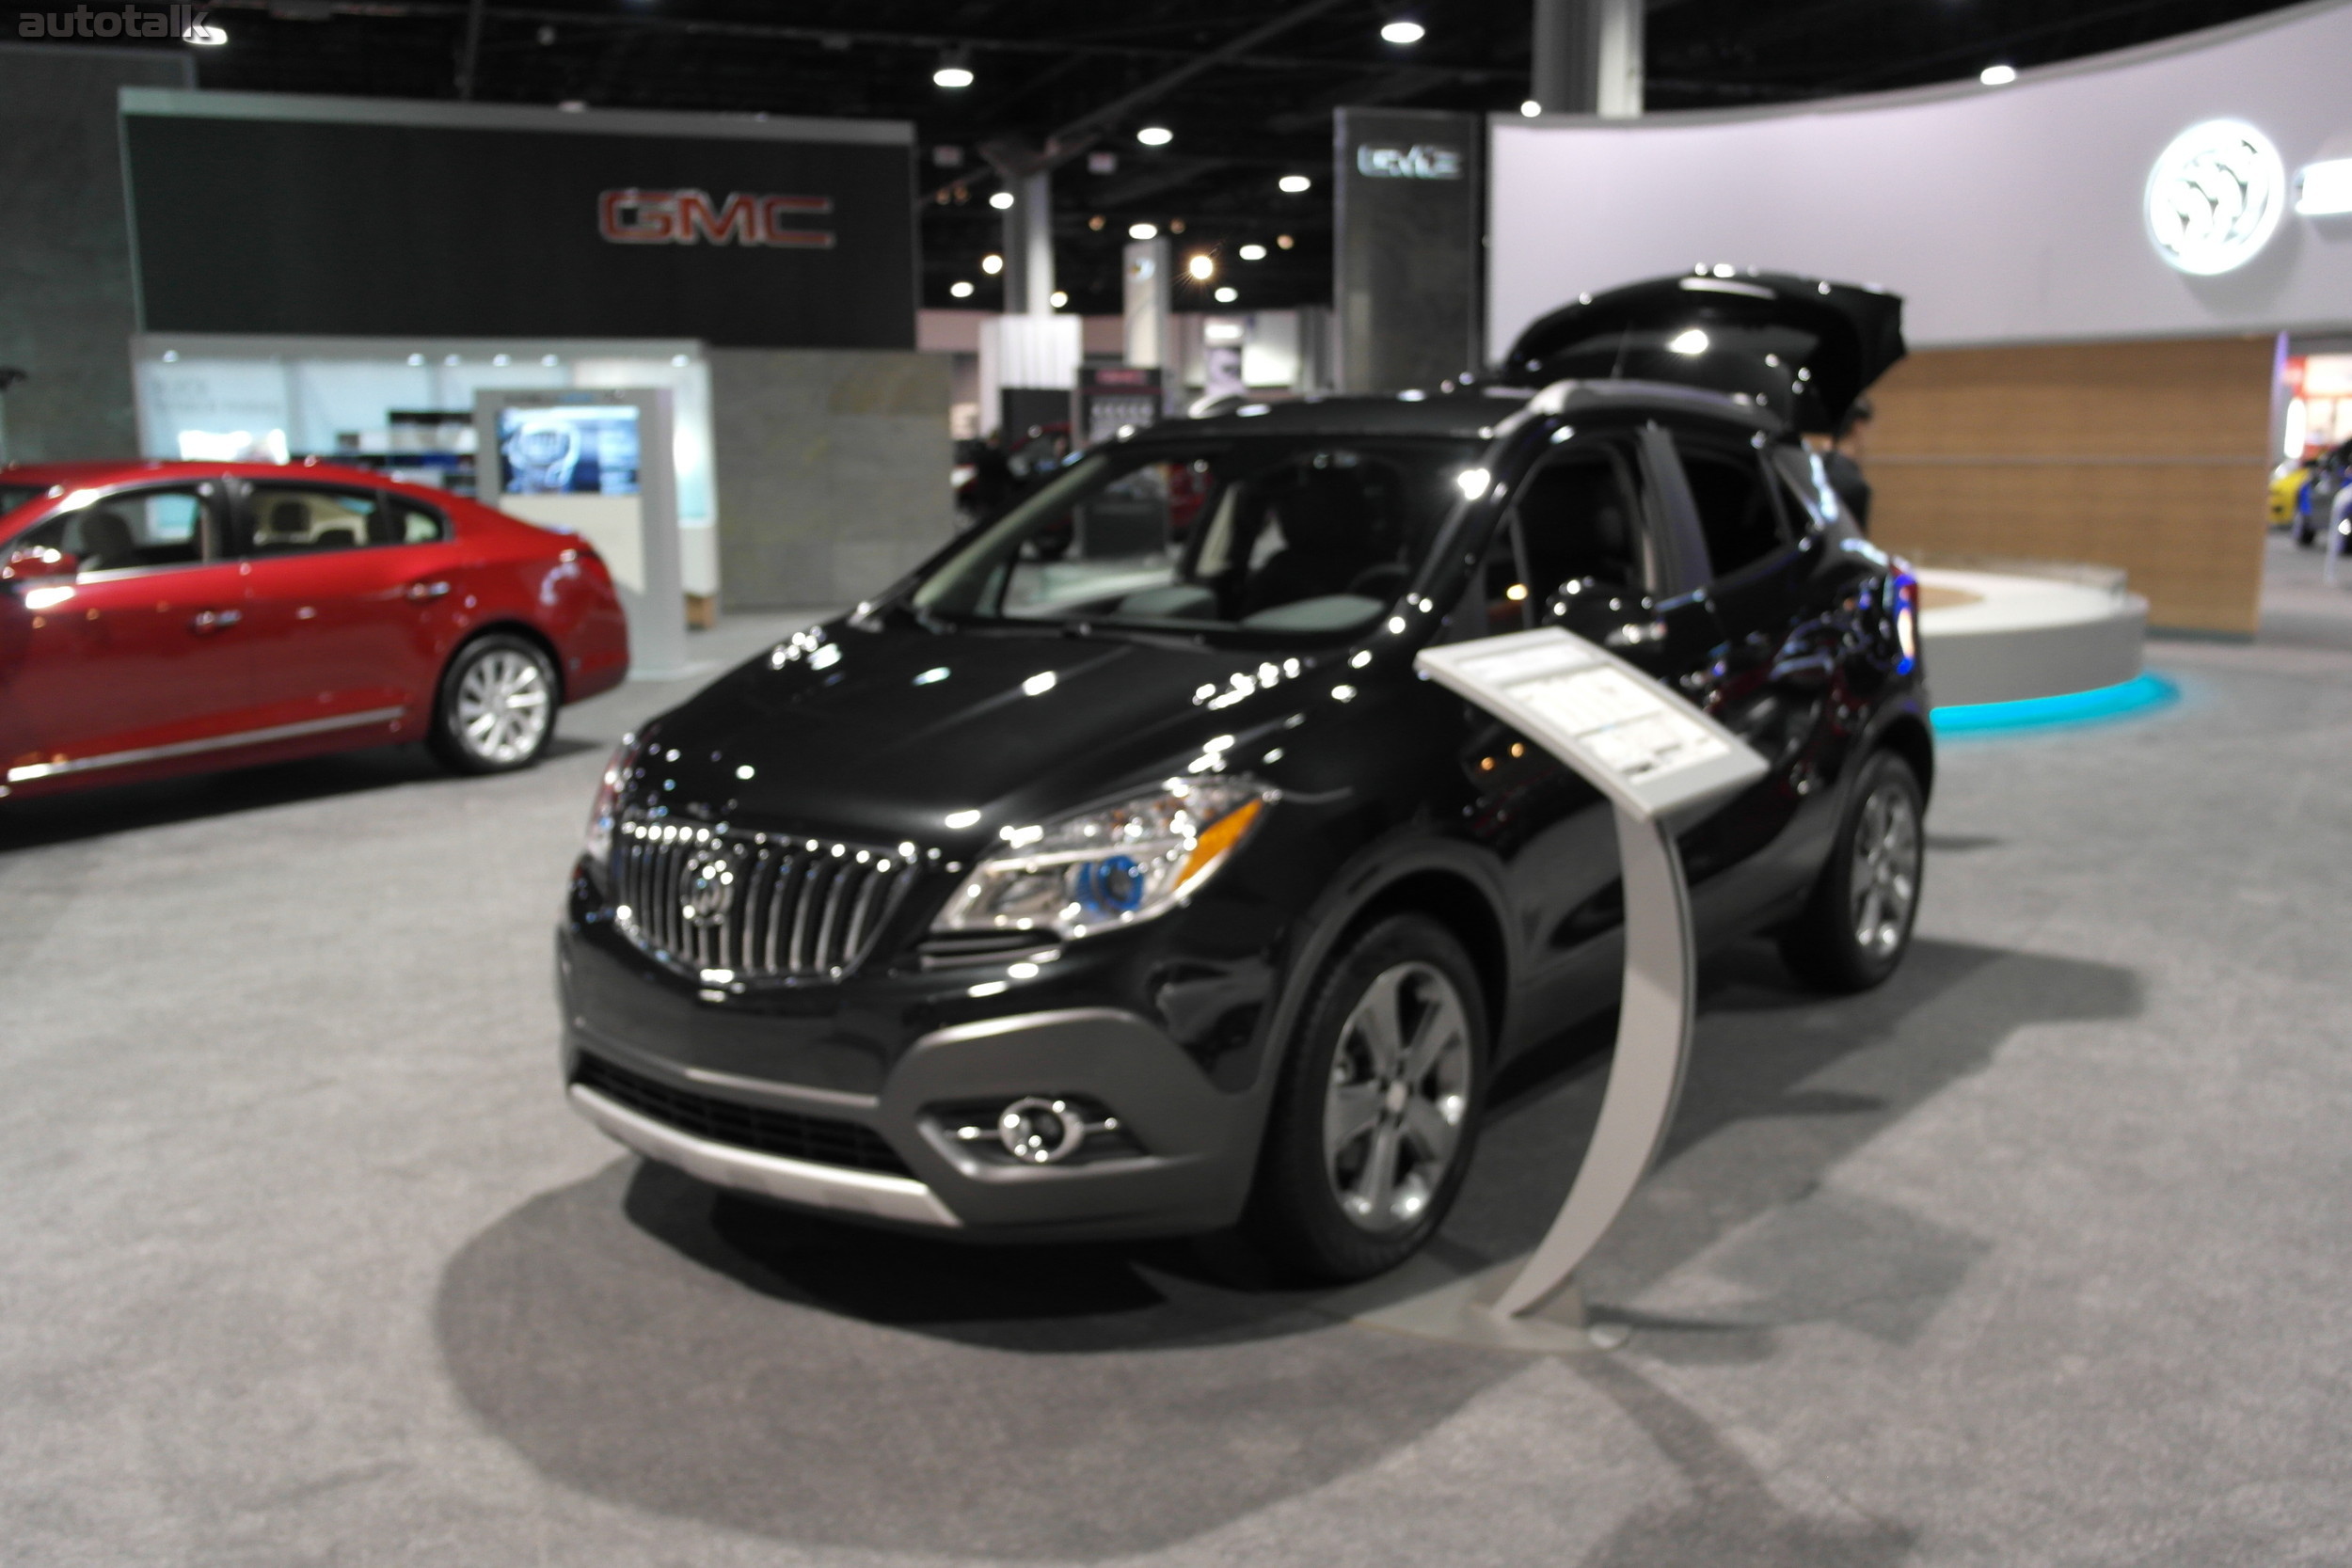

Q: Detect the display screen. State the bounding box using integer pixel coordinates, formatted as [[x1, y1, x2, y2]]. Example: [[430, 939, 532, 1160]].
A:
[[499, 405, 641, 497]]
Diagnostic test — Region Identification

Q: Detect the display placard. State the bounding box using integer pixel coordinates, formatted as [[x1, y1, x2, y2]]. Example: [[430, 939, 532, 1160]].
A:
[[1416, 627, 1767, 822]]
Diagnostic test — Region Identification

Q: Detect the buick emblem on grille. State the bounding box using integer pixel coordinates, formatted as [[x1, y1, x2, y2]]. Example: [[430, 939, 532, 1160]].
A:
[[679, 852, 736, 927]]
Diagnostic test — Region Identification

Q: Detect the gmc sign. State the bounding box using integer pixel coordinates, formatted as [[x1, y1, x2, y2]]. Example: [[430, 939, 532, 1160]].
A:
[[598, 188, 835, 248]]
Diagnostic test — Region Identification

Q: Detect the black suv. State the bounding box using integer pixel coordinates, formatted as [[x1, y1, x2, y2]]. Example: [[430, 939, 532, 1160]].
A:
[[558, 272, 1931, 1281]]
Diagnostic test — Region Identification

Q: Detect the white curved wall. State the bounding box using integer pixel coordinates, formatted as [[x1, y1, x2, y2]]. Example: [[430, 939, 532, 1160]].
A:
[[1490, 0, 2352, 356]]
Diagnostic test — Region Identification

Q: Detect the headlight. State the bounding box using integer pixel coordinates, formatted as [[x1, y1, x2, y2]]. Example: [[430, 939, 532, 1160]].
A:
[[931, 778, 1275, 941], [582, 733, 639, 874]]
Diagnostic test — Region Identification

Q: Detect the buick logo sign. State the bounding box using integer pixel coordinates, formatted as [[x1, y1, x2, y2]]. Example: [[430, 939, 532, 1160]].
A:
[[679, 852, 736, 927], [2144, 119, 2285, 276]]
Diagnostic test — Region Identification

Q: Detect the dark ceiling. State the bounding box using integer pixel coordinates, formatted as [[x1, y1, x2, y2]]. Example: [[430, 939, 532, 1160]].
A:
[[80, 0, 2312, 314]]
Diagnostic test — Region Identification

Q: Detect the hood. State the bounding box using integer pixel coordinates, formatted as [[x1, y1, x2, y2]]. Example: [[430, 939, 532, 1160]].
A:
[[1501, 271, 1905, 432], [633, 621, 1303, 847]]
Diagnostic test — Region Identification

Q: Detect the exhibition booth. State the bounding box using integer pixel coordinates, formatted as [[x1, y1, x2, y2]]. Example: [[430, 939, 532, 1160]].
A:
[[72, 85, 949, 621], [1489, 0, 2352, 639]]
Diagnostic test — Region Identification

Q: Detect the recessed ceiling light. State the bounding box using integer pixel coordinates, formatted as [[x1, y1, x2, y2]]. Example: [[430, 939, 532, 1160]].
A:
[[1519, 100, 1541, 118], [980, 253, 1004, 275], [1215, 286, 1238, 303], [949, 280, 976, 298], [1278, 174, 1311, 194], [933, 54, 974, 88], [1129, 222, 1158, 240], [1979, 63, 2016, 86], [1136, 125, 1173, 147], [1050, 291, 1070, 309], [1188, 255, 1215, 280], [1380, 19, 1424, 44], [1238, 244, 1267, 261], [989, 190, 1015, 210]]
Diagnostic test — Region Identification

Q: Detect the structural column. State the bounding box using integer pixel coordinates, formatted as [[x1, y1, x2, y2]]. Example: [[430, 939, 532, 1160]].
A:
[[1531, 0, 1644, 117], [1000, 170, 1056, 317]]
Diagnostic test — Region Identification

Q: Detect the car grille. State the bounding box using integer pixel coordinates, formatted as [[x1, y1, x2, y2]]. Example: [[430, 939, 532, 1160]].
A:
[[574, 1052, 913, 1176], [612, 819, 917, 982]]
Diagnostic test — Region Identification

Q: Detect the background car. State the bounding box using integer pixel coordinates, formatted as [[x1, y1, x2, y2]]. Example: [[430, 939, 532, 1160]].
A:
[[556, 273, 1931, 1282], [0, 459, 628, 799], [2270, 458, 2313, 535]]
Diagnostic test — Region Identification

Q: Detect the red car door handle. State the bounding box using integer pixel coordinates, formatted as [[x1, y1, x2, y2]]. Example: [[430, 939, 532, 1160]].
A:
[[189, 608, 242, 633], [405, 580, 453, 601]]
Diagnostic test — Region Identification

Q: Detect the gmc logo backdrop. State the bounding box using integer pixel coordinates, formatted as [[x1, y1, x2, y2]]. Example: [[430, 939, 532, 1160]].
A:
[[597, 189, 836, 248], [124, 110, 913, 348]]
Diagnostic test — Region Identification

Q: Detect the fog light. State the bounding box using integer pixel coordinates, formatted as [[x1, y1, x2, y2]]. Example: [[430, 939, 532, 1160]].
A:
[[997, 1097, 1086, 1164]]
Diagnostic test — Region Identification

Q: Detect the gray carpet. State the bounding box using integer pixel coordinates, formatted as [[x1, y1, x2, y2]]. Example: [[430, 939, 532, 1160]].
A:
[[4, 561, 2349, 1566]]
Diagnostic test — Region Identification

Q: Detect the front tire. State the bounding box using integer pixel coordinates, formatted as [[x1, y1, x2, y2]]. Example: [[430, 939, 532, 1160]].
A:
[[1780, 749, 1925, 992], [1247, 914, 1488, 1282], [429, 633, 558, 775]]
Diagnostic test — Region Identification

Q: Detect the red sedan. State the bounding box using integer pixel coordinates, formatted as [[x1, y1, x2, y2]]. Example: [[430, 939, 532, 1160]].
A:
[[0, 459, 628, 799]]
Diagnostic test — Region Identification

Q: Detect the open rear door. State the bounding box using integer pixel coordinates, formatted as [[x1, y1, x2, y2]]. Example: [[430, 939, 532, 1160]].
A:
[[1502, 271, 1906, 433]]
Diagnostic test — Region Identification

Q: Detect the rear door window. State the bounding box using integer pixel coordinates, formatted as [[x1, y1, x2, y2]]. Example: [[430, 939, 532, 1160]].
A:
[[233, 486, 384, 557], [1673, 435, 1790, 578]]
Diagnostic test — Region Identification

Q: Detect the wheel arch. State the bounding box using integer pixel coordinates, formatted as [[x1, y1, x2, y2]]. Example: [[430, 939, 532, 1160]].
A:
[[442, 618, 568, 706], [1870, 708, 1934, 802]]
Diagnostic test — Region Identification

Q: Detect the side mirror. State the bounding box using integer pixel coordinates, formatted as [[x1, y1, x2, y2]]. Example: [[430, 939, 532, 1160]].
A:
[[1, 545, 79, 584]]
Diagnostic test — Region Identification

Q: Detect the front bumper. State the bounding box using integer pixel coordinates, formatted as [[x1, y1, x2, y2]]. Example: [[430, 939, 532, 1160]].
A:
[[556, 889, 1278, 1241]]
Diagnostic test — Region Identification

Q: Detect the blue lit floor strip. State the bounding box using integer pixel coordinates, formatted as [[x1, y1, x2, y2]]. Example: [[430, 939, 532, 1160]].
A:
[[1931, 673, 2180, 736]]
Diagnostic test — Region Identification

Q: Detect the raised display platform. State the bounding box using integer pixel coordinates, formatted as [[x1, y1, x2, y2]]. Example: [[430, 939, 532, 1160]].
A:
[[1915, 565, 2148, 707]]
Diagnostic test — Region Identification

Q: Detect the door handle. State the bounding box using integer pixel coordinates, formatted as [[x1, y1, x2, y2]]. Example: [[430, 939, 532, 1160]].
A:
[[405, 580, 453, 602], [189, 608, 242, 634]]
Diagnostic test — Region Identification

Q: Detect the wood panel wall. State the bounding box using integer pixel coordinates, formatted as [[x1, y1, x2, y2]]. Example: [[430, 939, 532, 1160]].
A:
[[1861, 336, 2274, 635]]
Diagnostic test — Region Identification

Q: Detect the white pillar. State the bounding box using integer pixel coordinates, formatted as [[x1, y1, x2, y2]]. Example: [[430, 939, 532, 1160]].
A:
[[1122, 236, 1171, 371], [1531, 0, 1643, 118], [1001, 171, 1055, 317]]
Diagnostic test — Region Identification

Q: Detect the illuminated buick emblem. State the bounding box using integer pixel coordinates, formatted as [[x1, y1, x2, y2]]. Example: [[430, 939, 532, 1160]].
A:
[[679, 852, 736, 927], [2144, 119, 2285, 277]]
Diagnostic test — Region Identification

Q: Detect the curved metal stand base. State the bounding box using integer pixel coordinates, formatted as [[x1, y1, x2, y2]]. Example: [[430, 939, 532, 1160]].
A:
[[1311, 1251, 1632, 1355]]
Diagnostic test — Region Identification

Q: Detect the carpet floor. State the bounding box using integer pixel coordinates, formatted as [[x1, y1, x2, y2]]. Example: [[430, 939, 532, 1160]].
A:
[[3, 547, 2348, 1566]]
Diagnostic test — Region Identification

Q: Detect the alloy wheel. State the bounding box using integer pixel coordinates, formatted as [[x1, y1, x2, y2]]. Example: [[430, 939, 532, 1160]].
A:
[[1849, 779, 1921, 958], [1322, 960, 1474, 1234], [454, 648, 552, 765]]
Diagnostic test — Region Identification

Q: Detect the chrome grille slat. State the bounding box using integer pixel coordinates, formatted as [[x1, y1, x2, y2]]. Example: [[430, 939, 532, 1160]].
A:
[[612, 823, 911, 984]]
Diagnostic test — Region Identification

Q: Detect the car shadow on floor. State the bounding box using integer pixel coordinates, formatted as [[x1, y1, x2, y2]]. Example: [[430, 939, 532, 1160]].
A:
[[432, 934, 2138, 1559], [0, 735, 602, 851]]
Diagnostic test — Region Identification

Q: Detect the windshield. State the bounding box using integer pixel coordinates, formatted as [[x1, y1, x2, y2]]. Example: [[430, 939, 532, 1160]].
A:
[[910, 436, 1485, 641]]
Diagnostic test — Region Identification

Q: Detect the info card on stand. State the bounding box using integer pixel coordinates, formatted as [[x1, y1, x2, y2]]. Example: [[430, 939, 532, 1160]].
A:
[[1416, 627, 1769, 822]]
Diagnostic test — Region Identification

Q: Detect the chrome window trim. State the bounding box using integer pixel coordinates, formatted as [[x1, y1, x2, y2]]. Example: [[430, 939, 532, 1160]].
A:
[[5, 705, 406, 783]]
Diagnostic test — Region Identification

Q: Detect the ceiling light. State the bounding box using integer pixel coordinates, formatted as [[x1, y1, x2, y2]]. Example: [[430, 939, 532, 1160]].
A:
[[405, 353, 423, 366], [1214, 286, 1238, 303], [980, 253, 1004, 275], [1667, 328, 1709, 355], [1380, 19, 1424, 44], [1277, 234, 1295, 249], [1238, 243, 1267, 261], [1979, 63, 2016, 86], [1520, 100, 1541, 118], [1278, 174, 1311, 194], [1187, 255, 1215, 280], [1088, 214, 1105, 230], [933, 51, 975, 88], [1136, 125, 1173, 147], [989, 190, 1015, 210], [184, 20, 227, 43], [1050, 291, 1070, 309], [949, 280, 976, 298], [1129, 222, 1158, 240]]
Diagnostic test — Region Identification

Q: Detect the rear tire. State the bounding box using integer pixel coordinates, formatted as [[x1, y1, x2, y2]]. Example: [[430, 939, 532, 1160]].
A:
[[1246, 914, 1488, 1283], [429, 633, 558, 775], [1779, 750, 1925, 992]]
